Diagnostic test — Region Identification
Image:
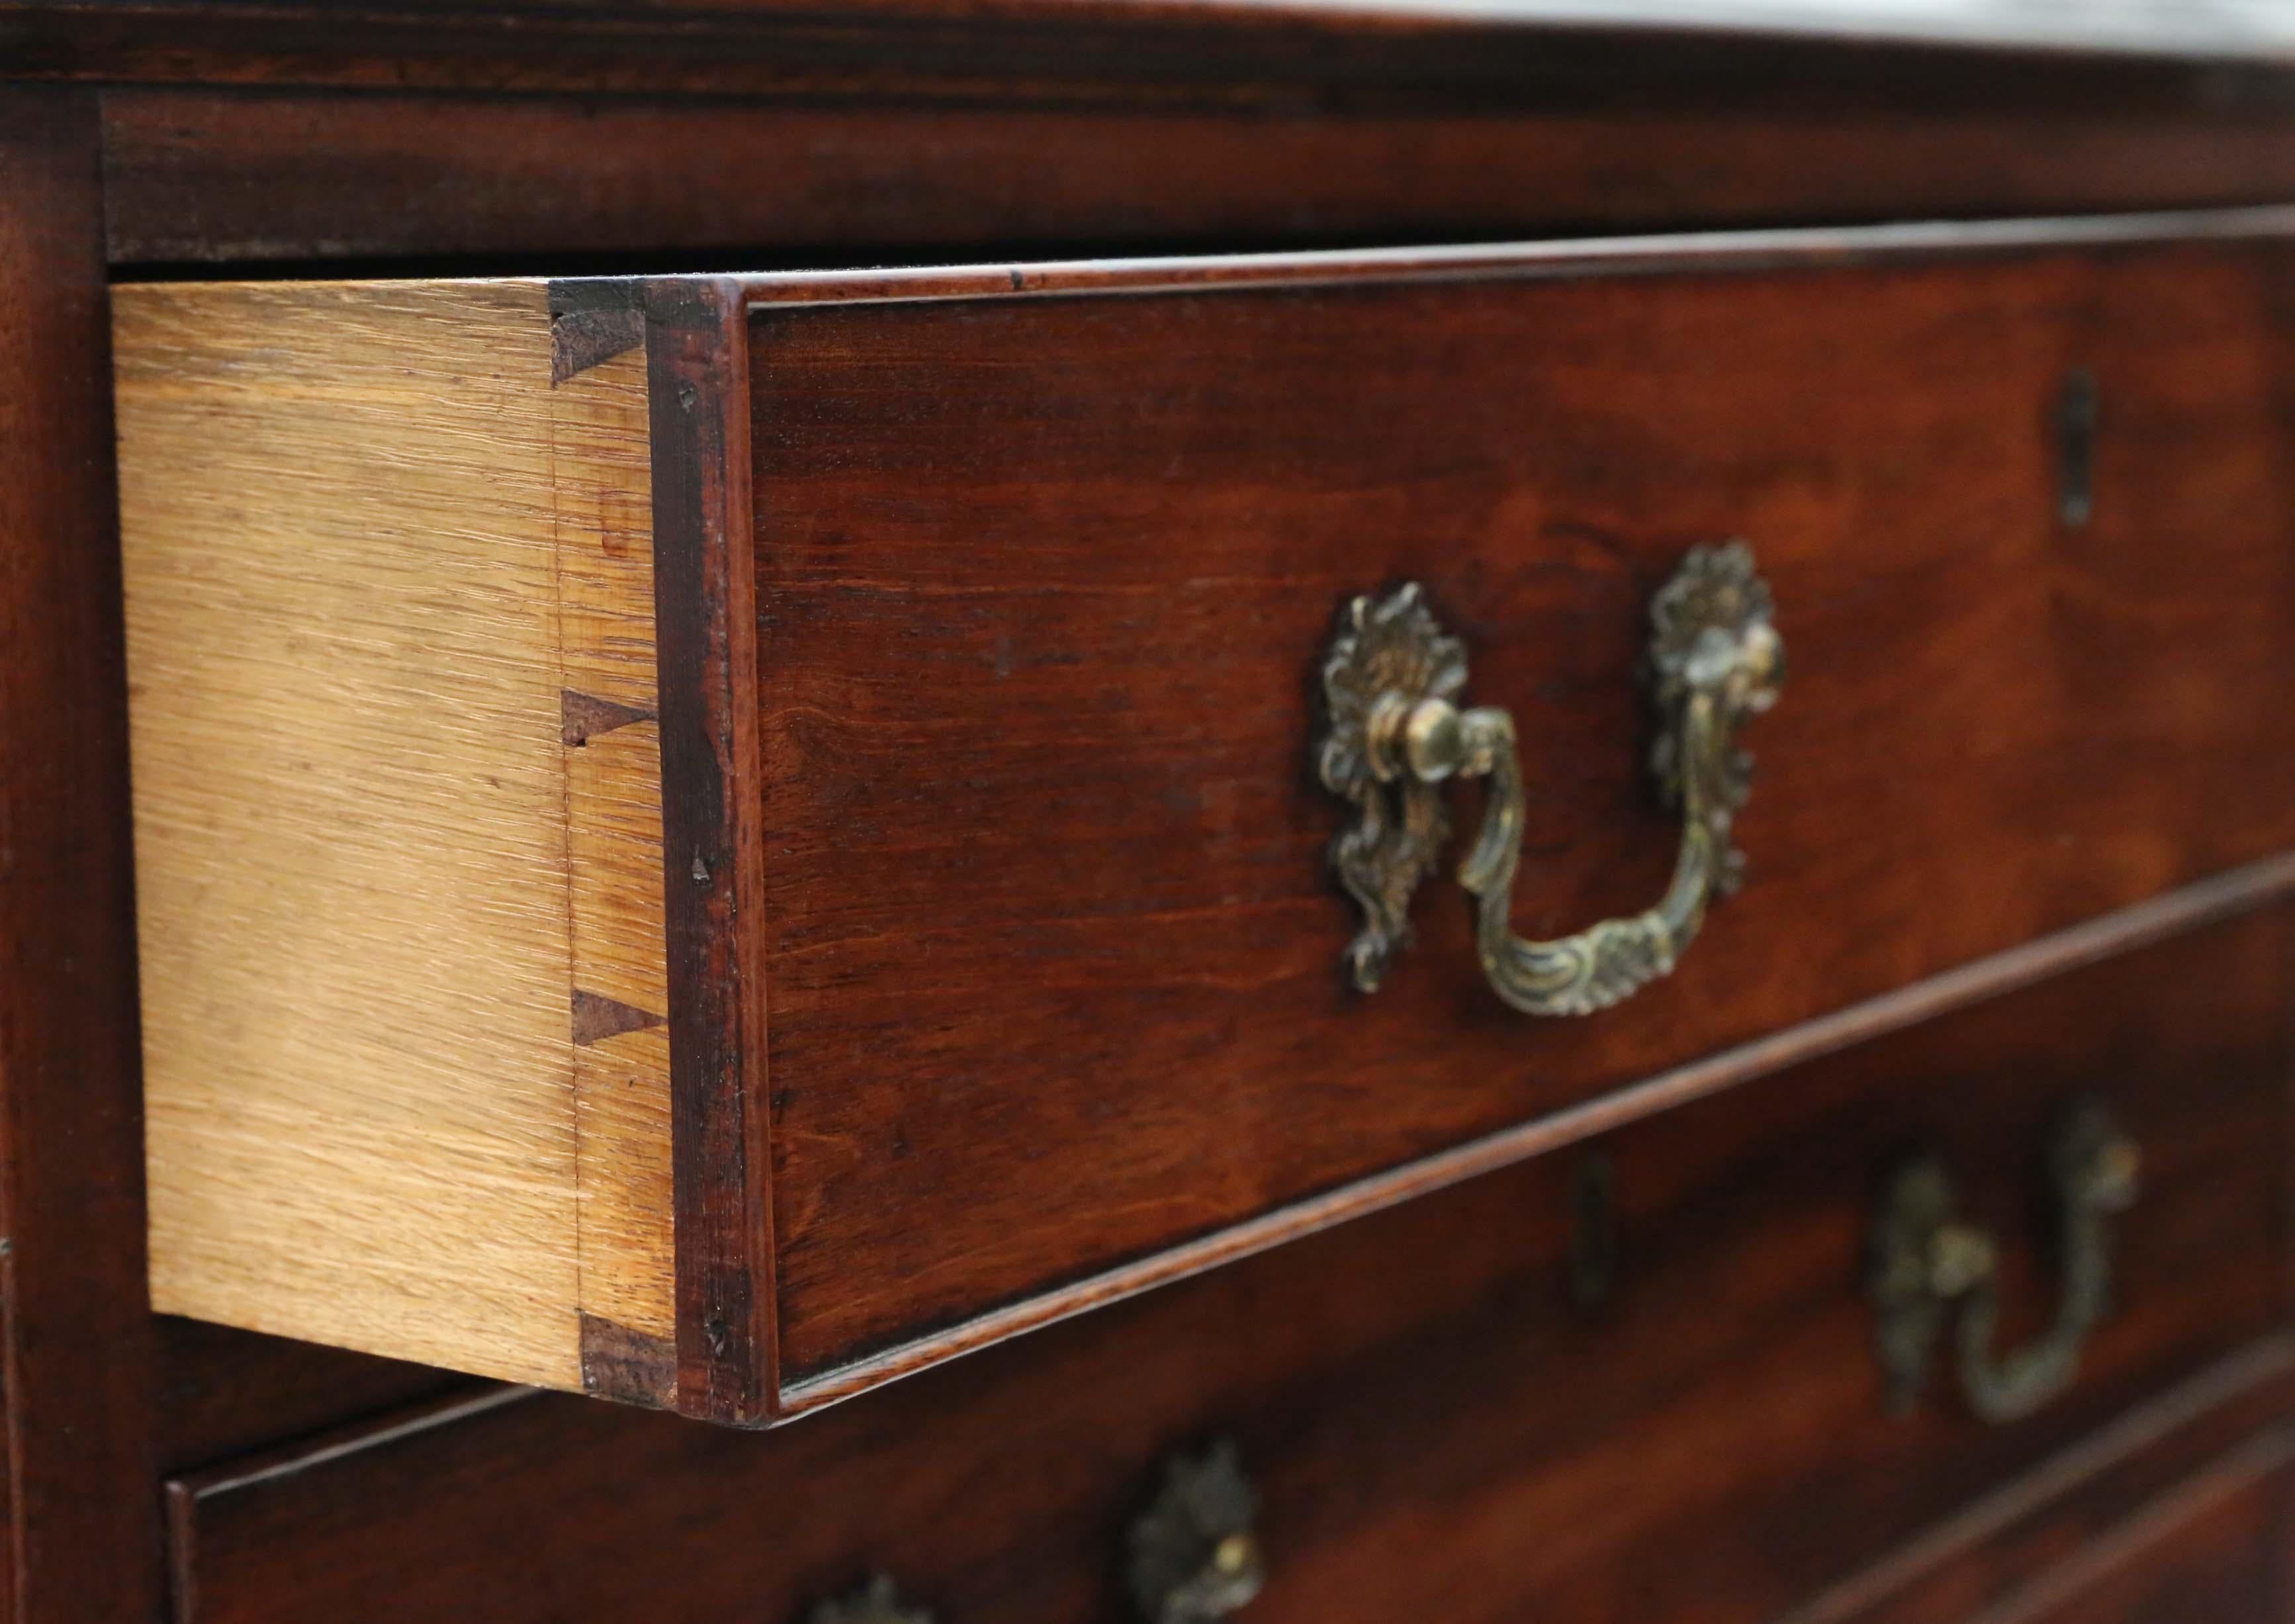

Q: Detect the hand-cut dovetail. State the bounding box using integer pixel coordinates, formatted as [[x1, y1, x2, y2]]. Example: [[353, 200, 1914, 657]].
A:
[[2057, 367, 2100, 527], [561, 688, 656, 748], [549, 306, 647, 386], [572, 989, 666, 1047], [578, 1312, 676, 1406]]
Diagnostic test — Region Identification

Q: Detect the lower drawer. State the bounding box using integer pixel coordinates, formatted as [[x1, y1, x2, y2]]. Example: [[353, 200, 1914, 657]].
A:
[[168, 907, 2291, 1622], [1980, 1433, 2295, 1624]]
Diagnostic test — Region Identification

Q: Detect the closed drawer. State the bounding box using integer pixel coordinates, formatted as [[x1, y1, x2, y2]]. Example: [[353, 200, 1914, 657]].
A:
[[167, 910, 2292, 1621], [118, 208, 2295, 1421], [1932, 1432, 2295, 1624]]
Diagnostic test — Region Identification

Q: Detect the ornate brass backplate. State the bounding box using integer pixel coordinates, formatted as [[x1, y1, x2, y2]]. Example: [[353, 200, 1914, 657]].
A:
[[806, 1574, 934, 1624], [1318, 542, 1783, 1016], [1869, 1097, 2140, 1424], [1127, 1440, 1266, 1623]]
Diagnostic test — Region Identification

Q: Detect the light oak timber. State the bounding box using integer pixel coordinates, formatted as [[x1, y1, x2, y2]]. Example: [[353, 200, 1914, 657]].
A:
[[547, 341, 678, 1392], [117, 278, 672, 1395]]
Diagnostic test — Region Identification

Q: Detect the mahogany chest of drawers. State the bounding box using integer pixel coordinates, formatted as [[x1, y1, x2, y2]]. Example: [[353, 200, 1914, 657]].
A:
[[7, 4, 2295, 1621]]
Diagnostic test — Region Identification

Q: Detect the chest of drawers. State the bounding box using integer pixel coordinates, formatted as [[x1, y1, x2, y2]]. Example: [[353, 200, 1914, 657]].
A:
[[7, 5, 2295, 1621], [164, 911, 2295, 1621]]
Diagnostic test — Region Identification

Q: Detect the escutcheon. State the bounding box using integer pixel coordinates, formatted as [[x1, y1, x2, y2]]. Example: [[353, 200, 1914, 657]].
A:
[[1318, 542, 1783, 1016], [1127, 1440, 1266, 1623]]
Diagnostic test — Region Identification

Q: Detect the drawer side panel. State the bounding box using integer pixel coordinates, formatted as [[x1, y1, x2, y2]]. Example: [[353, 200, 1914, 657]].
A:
[[120, 278, 674, 1392]]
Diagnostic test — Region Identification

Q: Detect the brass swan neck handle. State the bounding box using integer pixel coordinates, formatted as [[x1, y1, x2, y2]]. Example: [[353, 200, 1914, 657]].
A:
[[1871, 1098, 2141, 1425], [1319, 543, 1783, 1016]]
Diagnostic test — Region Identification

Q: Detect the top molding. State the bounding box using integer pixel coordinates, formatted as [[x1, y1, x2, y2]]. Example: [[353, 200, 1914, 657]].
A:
[[1142, 0, 2295, 60], [5, 0, 2295, 106]]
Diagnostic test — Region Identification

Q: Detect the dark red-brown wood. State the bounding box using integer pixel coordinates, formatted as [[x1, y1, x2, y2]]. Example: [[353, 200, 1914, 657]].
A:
[[1808, 1345, 2295, 1624], [98, 91, 2295, 271], [1980, 1434, 2295, 1624], [734, 224, 2295, 1390], [152, 1320, 471, 1479], [14, 2, 2295, 104], [0, 85, 163, 1624], [6, 3, 2288, 1612], [167, 907, 2293, 1622], [643, 277, 776, 1423]]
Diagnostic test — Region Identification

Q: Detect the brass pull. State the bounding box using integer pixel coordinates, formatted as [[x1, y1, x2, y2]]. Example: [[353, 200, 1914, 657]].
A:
[[806, 1576, 933, 1624], [1870, 1099, 2141, 1424], [1127, 1441, 1265, 1622], [1319, 543, 1784, 1016]]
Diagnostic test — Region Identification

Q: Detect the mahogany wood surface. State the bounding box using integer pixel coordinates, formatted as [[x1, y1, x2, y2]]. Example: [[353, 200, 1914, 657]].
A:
[[169, 909, 2293, 1622], [0, 0, 2283, 1611], [152, 1320, 470, 1479], [1985, 1434, 2295, 1623], [62, 0, 2295, 277], [16, 0, 2295, 67], [97, 91, 2295, 271], [743, 227, 2295, 1384], [641, 277, 777, 1424], [0, 87, 163, 1624], [13, 3, 2295, 105], [1791, 1342, 2295, 1624]]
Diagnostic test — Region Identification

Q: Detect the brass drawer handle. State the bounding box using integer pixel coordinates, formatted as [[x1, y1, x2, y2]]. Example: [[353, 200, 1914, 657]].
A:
[[1870, 1098, 2141, 1424], [1128, 1441, 1265, 1622], [1319, 543, 1784, 1016]]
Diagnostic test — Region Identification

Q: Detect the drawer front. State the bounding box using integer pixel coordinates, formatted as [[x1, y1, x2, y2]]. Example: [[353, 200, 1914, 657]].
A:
[[742, 221, 2295, 1396], [171, 909, 2292, 1621], [121, 211, 2295, 1419]]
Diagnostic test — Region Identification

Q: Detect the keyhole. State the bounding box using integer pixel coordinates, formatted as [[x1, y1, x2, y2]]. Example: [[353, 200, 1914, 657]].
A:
[[1570, 1150, 1619, 1310], [2057, 368, 2099, 528]]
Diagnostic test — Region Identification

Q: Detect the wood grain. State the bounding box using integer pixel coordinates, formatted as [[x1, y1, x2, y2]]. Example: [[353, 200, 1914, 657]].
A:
[[119, 275, 675, 1394], [785, 853, 2295, 1412], [0, 85, 164, 1624], [746, 227, 2295, 1384], [17, 0, 2295, 108], [99, 90, 2295, 270], [120, 277, 583, 1386], [643, 277, 775, 1424], [1977, 1433, 2295, 1624], [116, 217, 2295, 1420], [165, 908, 2293, 1622], [1783, 1341, 2295, 1624], [547, 332, 678, 1384]]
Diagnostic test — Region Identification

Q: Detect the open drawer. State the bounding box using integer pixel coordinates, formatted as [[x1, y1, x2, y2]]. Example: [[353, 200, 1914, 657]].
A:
[[117, 208, 2295, 1422]]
